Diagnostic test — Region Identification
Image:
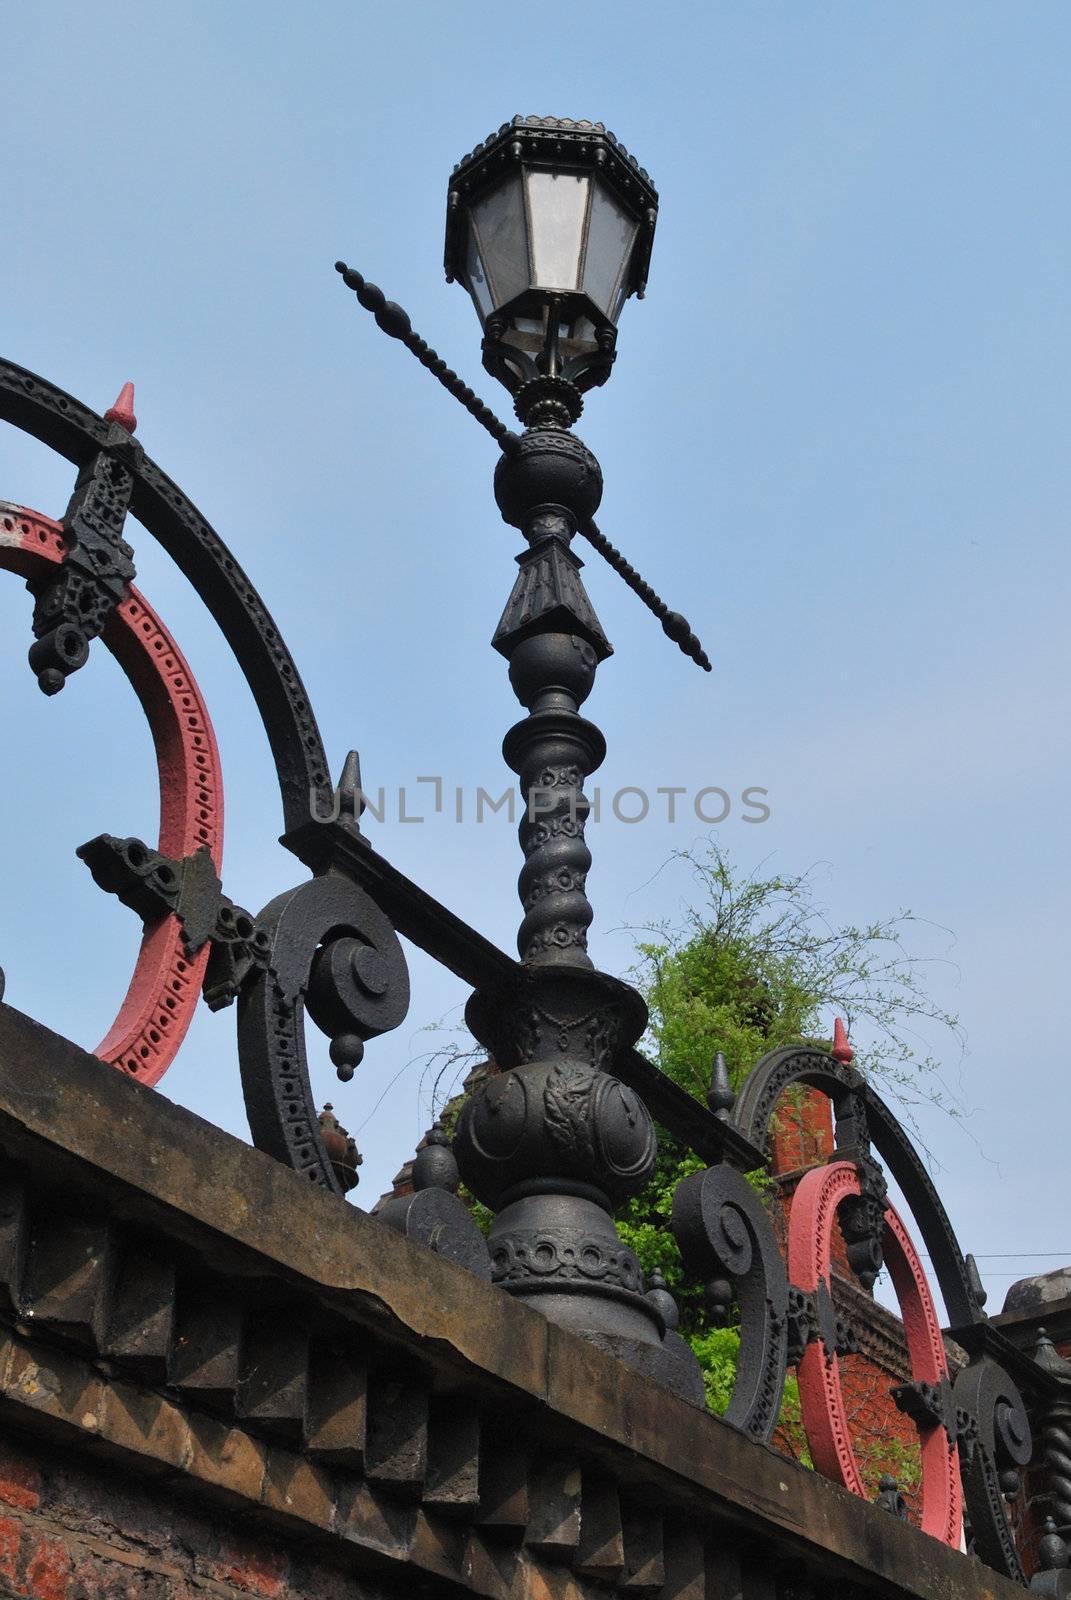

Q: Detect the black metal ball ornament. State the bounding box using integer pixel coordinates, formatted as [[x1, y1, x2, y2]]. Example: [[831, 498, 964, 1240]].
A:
[[329, 1033, 364, 1081]]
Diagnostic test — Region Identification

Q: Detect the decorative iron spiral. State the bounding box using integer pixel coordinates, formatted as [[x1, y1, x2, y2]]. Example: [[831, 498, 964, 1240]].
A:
[[1040, 1408, 1071, 1536], [672, 1162, 789, 1442]]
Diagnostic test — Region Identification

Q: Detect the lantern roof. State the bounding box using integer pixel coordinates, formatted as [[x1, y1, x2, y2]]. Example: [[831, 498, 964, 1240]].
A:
[[444, 115, 659, 301]]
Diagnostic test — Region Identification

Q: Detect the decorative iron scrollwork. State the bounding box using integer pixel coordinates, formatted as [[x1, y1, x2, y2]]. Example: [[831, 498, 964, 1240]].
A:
[[672, 1162, 789, 1442], [954, 1353, 1032, 1582], [0, 358, 336, 835], [0, 364, 417, 1191], [237, 874, 410, 1193], [733, 1046, 979, 1330], [77, 834, 272, 1012], [28, 443, 136, 695]]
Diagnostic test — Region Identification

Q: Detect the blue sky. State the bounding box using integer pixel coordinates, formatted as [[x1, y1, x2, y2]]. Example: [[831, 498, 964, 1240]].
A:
[[2, 2, 1068, 1315]]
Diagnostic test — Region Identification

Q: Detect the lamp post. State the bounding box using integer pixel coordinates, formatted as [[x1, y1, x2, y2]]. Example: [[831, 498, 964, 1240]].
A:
[[445, 119, 684, 1369], [335, 116, 705, 1387]]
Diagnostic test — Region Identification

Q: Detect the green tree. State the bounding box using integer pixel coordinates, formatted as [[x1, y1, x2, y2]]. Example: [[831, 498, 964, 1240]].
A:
[[614, 842, 962, 1418]]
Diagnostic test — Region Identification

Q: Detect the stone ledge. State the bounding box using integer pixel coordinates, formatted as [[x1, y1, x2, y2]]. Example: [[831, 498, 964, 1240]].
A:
[[0, 1002, 1025, 1600]]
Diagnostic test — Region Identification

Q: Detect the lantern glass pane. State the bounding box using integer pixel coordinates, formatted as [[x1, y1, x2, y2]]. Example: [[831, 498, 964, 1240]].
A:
[[526, 170, 589, 292], [583, 179, 638, 321], [470, 176, 529, 310], [464, 221, 494, 321]]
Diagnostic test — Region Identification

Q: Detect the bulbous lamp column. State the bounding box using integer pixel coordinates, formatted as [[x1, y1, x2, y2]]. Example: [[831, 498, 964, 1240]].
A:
[[448, 119, 675, 1362]]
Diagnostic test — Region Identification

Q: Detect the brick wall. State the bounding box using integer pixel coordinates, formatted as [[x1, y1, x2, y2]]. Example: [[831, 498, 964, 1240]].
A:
[[0, 1006, 1031, 1600], [0, 1428, 389, 1600]]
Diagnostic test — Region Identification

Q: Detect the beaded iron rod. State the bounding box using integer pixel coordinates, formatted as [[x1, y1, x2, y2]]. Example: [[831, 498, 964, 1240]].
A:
[[335, 261, 712, 673]]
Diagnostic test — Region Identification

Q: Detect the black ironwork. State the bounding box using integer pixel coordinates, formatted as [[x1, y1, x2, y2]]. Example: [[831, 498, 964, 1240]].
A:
[[335, 262, 518, 450], [334, 262, 712, 672], [707, 1050, 735, 1118], [838, 1150, 889, 1292], [1029, 1331, 1071, 1580], [876, 1474, 910, 1520], [0, 358, 336, 835], [451, 416, 673, 1356], [0, 358, 422, 1193], [29, 439, 136, 695], [728, 1043, 1034, 1579], [0, 114, 1049, 1588], [77, 832, 272, 1010], [237, 872, 410, 1186], [673, 1162, 789, 1440], [892, 1376, 958, 1446], [732, 1046, 980, 1328], [577, 516, 712, 672], [956, 1351, 1033, 1579], [333, 232, 713, 1335], [375, 1121, 492, 1278], [1034, 1518, 1071, 1597]]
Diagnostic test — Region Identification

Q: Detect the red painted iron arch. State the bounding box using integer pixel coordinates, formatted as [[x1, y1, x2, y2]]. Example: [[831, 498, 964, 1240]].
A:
[[788, 1159, 962, 1547], [0, 502, 223, 1085]]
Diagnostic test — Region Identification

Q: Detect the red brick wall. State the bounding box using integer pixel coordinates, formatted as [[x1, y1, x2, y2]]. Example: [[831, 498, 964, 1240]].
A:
[[769, 1086, 835, 1177], [0, 1429, 387, 1600]]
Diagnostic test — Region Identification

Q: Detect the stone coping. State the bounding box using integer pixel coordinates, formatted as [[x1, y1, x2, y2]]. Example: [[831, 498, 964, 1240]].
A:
[[0, 1002, 1025, 1600]]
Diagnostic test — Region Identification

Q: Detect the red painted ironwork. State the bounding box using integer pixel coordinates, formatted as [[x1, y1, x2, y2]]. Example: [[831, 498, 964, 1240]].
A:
[[788, 1159, 962, 1545], [0, 502, 223, 1086], [831, 1016, 854, 1064], [103, 381, 138, 435]]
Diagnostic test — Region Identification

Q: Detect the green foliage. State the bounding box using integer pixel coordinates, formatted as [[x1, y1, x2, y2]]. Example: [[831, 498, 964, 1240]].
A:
[[617, 842, 962, 1418], [856, 1431, 922, 1498], [687, 1324, 741, 1414], [772, 1375, 812, 1468], [630, 843, 962, 1119]]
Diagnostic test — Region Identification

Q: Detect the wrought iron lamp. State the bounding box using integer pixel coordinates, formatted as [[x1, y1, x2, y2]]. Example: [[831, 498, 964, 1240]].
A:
[[0, 115, 1044, 1580], [333, 116, 709, 1375], [445, 116, 658, 418]]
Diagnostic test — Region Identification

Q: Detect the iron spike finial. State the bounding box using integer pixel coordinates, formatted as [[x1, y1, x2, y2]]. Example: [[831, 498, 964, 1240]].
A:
[[707, 1050, 735, 1120], [104, 381, 137, 434], [965, 1252, 989, 1310], [831, 1017, 854, 1064], [335, 750, 363, 826]]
